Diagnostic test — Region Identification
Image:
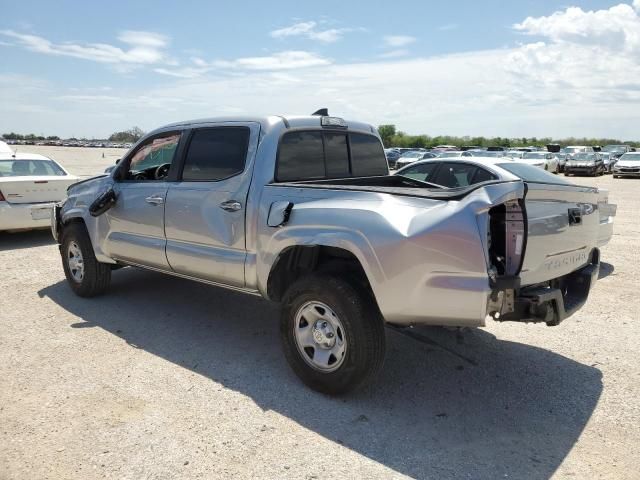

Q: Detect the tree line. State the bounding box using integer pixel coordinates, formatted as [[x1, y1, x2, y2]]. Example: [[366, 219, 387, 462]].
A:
[[377, 125, 638, 149], [2, 133, 61, 141], [2, 126, 145, 143]]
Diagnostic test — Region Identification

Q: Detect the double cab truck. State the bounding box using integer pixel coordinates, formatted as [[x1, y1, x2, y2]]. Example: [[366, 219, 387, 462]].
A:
[[52, 112, 616, 393]]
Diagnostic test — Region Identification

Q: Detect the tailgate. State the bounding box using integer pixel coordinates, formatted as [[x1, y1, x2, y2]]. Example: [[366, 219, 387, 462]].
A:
[[520, 182, 601, 286], [0, 177, 76, 204]]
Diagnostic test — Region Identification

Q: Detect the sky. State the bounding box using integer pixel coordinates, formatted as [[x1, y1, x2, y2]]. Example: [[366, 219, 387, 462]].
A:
[[2, 0, 640, 139]]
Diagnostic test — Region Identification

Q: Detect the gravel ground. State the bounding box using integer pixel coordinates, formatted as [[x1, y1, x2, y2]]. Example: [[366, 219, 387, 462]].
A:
[[1, 148, 639, 479]]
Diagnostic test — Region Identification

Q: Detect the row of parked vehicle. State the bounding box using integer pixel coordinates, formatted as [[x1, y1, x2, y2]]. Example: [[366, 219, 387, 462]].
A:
[[385, 144, 638, 177]]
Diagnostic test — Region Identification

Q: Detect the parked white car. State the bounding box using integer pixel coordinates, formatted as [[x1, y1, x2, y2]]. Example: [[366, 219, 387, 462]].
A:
[[0, 153, 78, 231], [613, 152, 640, 178], [521, 151, 560, 173], [0, 140, 14, 154]]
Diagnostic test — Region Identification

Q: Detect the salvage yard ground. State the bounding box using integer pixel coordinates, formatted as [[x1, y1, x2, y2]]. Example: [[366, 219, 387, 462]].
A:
[[1, 147, 639, 479]]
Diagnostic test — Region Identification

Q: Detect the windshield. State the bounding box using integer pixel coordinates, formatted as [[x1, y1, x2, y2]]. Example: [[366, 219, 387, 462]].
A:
[[602, 145, 627, 153], [497, 162, 572, 185], [436, 151, 463, 158], [400, 152, 422, 159], [562, 147, 585, 154], [619, 153, 640, 162], [522, 152, 546, 159], [570, 153, 596, 161], [0, 159, 67, 177], [475, 151, 504, 158]]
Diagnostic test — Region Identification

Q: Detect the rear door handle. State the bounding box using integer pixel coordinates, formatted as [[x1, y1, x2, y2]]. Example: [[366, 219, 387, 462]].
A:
[[145, 195, 165, 205], [219, 200, 242, 212]]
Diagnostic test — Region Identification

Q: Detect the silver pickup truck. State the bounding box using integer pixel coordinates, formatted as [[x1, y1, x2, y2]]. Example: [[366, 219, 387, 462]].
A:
[[52, 113, 615, 393]]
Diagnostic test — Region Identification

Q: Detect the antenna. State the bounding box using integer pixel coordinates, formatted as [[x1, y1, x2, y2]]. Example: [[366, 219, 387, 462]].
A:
[[312, 108, 328, 116]]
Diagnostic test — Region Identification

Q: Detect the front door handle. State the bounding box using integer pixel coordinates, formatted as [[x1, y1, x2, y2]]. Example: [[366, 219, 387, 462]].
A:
[[219, 200, 242, 212], [145, 195, 165, 205]]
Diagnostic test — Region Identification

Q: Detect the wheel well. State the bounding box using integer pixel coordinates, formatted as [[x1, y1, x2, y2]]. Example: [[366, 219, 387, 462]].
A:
[[267, 245, 372, 302], [57, 217, 89, 246], [60, 217, 87, 236]]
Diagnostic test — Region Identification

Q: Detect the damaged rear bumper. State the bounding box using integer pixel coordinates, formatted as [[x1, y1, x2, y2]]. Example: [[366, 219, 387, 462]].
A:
[[488, 249, 600, 326]]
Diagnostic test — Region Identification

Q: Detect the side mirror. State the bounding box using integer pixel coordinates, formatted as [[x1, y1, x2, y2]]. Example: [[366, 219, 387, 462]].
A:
[[115, 158, 121, 164], [89, 188, 117, 217]]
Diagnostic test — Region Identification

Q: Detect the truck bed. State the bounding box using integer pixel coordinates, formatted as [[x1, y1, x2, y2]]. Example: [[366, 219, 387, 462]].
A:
[[275, 175, 518, 200]]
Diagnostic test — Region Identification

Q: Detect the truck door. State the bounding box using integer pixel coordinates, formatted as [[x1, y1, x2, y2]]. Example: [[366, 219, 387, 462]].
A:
[[104, 132, 182, 269], [164, 123, 260, 287]]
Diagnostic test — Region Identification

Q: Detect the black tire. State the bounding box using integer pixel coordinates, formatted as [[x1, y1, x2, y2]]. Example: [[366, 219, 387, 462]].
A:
[[280, 274, 386, 394], [60, 222, 111, 297], [613, 175, 619, 179]]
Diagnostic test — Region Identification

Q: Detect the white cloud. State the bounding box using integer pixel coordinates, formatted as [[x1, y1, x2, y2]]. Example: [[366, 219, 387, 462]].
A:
[[5, 3, 640, 141], [438, 24, 459, 31], [514, 4, 640, 51], [378, 49, 409, 58], [270, 21, 352, 43], [0, 29, 171, 65], [383, 35, 416, 47], [508, 2, 640, 105], [155, 51, 331, 78], [118, 31, 168, 48]]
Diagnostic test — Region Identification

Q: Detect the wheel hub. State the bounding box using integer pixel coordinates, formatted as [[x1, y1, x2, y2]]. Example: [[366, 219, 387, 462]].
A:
[[312, 320, 336, 349], [293, 301, 347, 372], [67, 241, 84, 282]]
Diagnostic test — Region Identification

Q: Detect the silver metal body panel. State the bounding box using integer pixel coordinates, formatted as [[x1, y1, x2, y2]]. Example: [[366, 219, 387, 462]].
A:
[[57, 114, 612, 328], [164, 121, 261, 287]]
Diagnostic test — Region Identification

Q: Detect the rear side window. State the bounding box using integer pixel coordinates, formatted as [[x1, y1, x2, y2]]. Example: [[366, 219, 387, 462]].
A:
[[182, 127, 250, 181], [398, 162, 438, 182], [433, 162, 496, 188], [276, 130, 387, 182], [472, 167, 496, 183]]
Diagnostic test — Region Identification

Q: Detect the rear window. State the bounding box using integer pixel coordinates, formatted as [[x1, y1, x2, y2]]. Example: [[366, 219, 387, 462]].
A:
[[0, 159, 66, 177], [276, 131, 387, 182], [497, 163, 571, 185], [350, 133, 388, 176]]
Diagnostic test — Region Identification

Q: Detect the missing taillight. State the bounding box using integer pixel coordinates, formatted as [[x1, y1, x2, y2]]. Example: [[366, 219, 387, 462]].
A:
[[489, 200, 526, 277]]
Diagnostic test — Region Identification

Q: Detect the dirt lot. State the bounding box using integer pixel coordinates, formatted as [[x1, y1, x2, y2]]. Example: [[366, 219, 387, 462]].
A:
[[1, 148, 639, 479]]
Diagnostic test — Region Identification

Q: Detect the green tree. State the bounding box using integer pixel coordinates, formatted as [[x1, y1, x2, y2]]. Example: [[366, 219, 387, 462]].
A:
[[108, 126, 145, 143], [377, 124, 396, 147]]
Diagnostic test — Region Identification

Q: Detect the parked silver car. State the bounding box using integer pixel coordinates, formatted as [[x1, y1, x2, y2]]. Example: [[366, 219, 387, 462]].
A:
[[52, 114, 615, 394], [613, 152, 640, 178]]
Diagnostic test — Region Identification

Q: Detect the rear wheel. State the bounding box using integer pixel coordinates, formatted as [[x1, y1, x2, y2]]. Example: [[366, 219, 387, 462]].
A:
[[280, 274, 385, 394], [60, 223, 111, 297]]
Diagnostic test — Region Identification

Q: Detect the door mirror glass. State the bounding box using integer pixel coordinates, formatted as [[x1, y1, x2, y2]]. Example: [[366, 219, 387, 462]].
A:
[[89, 188, 117, 217]]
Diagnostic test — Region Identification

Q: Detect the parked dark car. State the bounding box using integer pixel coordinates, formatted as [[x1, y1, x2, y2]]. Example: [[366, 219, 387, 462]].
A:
[[564, 152, 606, 176]]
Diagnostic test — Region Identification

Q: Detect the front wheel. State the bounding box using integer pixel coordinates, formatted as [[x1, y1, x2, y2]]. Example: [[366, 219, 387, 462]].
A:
[[60, 223, 111, 297], [280, 274, 386, 394]]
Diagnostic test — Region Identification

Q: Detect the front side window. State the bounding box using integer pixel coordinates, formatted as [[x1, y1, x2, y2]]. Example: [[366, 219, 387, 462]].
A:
[[182, 127, 250, 181], [398, 162, 438, 182], [127, 133, 181, 181]]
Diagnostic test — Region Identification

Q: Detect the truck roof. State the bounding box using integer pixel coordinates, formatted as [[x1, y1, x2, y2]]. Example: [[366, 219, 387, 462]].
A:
[[155, 115, 378, 136]]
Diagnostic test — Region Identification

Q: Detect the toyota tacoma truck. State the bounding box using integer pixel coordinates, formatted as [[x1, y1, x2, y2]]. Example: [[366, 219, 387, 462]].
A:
[[52, 112, 616, 394]]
